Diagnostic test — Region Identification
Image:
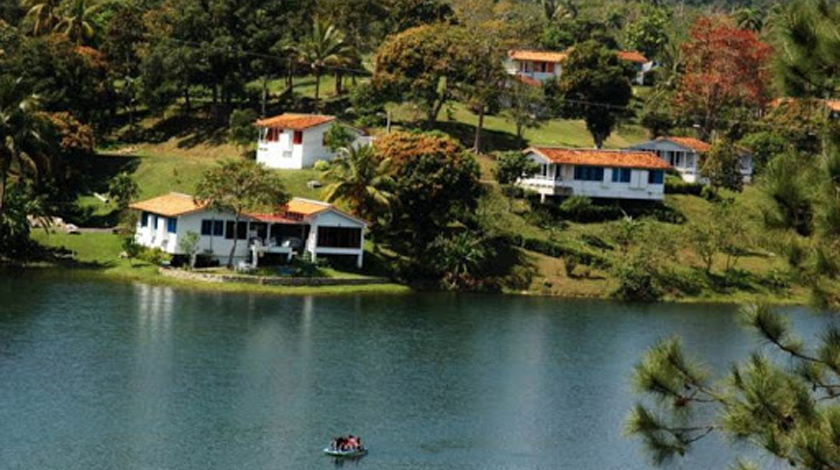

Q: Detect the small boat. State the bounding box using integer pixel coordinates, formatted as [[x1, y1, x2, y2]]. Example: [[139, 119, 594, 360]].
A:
[[323, 446, 367, 458]]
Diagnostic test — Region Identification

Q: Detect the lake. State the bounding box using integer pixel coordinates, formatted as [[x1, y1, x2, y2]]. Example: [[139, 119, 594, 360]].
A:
[[0, 273, 834, 470]]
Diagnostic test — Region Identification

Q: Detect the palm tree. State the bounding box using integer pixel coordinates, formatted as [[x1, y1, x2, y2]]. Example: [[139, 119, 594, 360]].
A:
[[54, 0, 100, 46], [294, 19, 356, 107], [22, 0, 61, 36], [734, 7, 765, 32], [321, 145, 394, 225], [0, 76, 48, 215]]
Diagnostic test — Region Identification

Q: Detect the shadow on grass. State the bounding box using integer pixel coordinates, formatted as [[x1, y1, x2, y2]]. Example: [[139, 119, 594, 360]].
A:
[[432, 120, 523, 152]]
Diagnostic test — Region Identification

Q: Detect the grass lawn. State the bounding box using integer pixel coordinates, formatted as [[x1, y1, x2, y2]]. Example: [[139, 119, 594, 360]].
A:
[[30, 230, 409, 295]]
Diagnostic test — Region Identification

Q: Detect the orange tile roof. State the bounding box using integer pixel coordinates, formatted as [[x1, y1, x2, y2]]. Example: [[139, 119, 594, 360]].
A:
[[617, 50, 648, 63], [285, 198, 332, 216], [255, 113, 335, 130], [526, 147, 672, 170], [129, 192, 207, 217], [658, 137, 712, 153], [509, 49, 568, 63]]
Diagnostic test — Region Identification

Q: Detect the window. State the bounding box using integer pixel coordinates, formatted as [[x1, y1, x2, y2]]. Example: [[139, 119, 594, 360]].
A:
[[167, 218, 177, 234], [152, 215, 158, 230], [546, 62, 555, 74], [264, 128, 280, 142], [203, 220, 225, 236], [141, 212, 148, 227], [293, 131, 303, 144], [573, 166, 605, 181], [225, 221, 247, 240], [317, 227, 362, 248], [611, 168, 632, 183], [648, 170, 664, 185]]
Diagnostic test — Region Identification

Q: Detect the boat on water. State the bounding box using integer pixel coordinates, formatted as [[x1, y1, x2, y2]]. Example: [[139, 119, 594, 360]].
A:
[[325, 435, 366, 458], [323, 447, 368, 458]]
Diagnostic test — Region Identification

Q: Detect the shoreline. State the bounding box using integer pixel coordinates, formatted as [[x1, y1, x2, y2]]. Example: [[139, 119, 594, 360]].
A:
[[1, 262, 810, 305]]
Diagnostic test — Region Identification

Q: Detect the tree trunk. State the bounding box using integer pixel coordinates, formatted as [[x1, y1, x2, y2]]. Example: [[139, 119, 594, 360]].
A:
[[314, 71, 321, 108], [227, 213, 240, 268], [516, 122, 525, 147], [335, 71, 343, 95], [261, 77, 268, 117], [473, 105, 485, 152], [0, 156, 8, 215], [183, 86, 191, 113], [594, 134, 604, 149]]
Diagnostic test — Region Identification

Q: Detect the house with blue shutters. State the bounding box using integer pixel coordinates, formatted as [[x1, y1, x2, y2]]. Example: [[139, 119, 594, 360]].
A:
[[517, 147, 672, 202], [130, 193, 367, 267]]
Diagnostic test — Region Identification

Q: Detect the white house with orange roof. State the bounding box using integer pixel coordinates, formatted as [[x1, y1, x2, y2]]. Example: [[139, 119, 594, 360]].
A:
[[130, 193, 367, 268], [518, 147, 672, 202], [626, 136, 753, 183], [505, 49, 652, 85], [255, 113, 368, 170]]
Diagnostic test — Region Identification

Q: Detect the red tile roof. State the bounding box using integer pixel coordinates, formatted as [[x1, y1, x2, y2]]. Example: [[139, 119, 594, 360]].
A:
[[129, 192, 207, 217], [508, 49, 568, 63], [255, 114, 335, 130], [526, 147, 672, 170], [245, 213, 299, 224], [617, 50, 648, 63], [658, 137, 712, 153]]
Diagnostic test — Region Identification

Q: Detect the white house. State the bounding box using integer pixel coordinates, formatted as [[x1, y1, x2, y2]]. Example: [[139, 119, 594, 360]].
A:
[[518, 147, 672, 202], [130, 193, 367, 268], [505, 49, 652, 85], [505, 50, 568, 83], [626, 137, 753, 183], [255, 113, 368, 170]]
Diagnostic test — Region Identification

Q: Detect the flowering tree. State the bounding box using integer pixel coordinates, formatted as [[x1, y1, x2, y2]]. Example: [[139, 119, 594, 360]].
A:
[[673, 17, 772, 140]]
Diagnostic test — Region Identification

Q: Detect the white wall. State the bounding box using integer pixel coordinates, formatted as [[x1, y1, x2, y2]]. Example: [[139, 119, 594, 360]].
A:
[[257, 123, 368, 170], [518, 161, 665, 201], [256, 129, 301, 169], [305, 210, 366, 266]]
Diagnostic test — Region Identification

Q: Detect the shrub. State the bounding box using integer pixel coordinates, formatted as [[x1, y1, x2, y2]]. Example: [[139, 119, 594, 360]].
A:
[[664, 175, 704, 196], [138, 248, 171, 265], [613, 257, 662, 302], [313, 159, 331, 171]]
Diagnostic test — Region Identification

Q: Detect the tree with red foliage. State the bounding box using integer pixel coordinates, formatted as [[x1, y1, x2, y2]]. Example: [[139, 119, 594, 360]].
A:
[[673, 16, 772, 140]]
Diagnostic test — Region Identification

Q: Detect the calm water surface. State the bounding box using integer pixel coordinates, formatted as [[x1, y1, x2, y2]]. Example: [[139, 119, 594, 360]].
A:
[[0, 273, 834, 470]]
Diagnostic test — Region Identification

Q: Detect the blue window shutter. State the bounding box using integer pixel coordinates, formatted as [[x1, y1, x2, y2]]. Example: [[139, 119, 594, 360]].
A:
[[612, 168, 619, 182], [574, 166, 582, 180], [167, 218, 177, 234], [201, 220, 212, 236], [213, 220, 224, 236], [141, 212, 148, 227]]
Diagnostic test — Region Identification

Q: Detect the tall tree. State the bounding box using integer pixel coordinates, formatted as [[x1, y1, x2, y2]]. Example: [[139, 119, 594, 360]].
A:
[[773, 0, 840, 100], [0, 75, 48, 215], [628, 303, 840, 470], [194, 160, 288, 268], [504, 79, 547, 145], [21, 0, 60, 35], [54, 0, 100, 46], [374, 131, 481, 250], [552, 41, 634, 148], [321, 144, 394, 225], [294, 19, 356, 106], [456, 31, 507, 152], [373, 24, 468, 128], [673, 16, 772, 140]]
